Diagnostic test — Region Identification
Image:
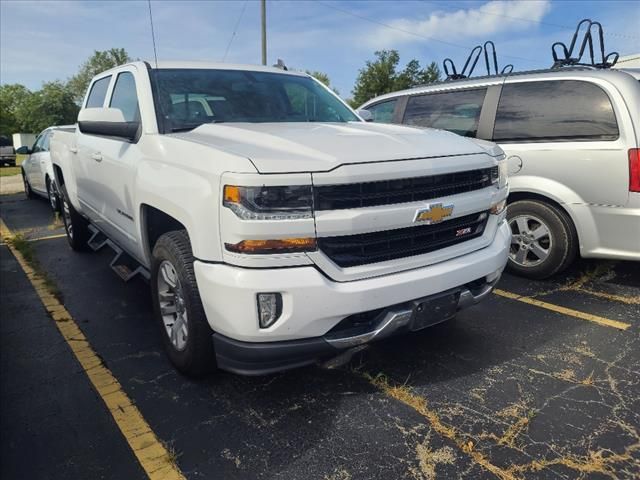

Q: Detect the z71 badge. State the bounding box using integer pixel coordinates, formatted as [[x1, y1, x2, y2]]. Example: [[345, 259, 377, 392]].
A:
[[414, 203, 454, 225]]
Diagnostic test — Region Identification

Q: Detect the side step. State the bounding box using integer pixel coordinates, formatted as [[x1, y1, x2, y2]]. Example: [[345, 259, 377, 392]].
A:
[[87, 225, 150, 282]]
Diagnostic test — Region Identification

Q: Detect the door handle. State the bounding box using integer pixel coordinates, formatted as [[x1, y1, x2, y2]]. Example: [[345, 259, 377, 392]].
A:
[[69, 147, 78, 154], [91, 153, 103, 162]]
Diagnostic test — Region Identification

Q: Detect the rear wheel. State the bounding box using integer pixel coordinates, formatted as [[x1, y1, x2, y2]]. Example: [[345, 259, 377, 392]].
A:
[[59, 183, 90, 251], [151, 230, 215, 376], [22, 170, 35, 199], [46, 178, 59, 212], [507, 199, 577, 279]]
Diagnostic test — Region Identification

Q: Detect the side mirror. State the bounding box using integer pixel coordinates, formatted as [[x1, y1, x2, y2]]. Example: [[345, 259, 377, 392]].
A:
[[78, 108, 140, 142], [357, 109, 374, 122], [15, 146, 31, 155]]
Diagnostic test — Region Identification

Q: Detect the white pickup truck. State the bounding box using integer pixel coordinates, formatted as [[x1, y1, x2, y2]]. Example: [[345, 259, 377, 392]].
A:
[[50, 61, 510, 376]]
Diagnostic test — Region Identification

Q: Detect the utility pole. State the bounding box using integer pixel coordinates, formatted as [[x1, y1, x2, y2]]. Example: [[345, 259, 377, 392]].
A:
[[261, 0, 267, 65]]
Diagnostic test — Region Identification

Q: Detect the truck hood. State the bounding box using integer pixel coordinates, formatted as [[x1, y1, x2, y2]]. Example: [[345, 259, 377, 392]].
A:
[[171, 122, 487, 173]]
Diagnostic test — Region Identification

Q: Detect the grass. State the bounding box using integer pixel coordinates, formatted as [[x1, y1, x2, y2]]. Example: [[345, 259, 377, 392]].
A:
[[0, 166, 21, 177], [7, 232, 61, 300]]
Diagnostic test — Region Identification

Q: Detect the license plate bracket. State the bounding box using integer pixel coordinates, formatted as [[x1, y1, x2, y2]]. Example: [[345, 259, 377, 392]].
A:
[[410, 290, 460, 331]]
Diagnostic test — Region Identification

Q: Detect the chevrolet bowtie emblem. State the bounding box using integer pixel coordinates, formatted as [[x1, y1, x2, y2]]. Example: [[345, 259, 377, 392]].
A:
[[414, 203, 454, 224]]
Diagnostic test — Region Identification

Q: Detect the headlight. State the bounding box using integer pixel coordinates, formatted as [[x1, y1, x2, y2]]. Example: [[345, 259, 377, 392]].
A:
[[491, 156, 508, 189], [223, 185, 313, 220]]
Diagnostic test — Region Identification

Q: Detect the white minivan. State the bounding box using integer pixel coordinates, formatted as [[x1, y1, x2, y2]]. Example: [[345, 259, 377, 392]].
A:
[[360, 67, 640, 279]]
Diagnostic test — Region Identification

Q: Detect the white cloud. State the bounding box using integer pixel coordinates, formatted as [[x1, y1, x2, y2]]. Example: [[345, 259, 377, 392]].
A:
[[366, 0, 552, 47]]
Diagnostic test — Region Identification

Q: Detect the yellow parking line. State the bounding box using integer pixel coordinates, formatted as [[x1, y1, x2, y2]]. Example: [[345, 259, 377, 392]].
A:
[[1, 218, 185, 480], [493, 289, 630, 330], [29, 233, 68, 242]]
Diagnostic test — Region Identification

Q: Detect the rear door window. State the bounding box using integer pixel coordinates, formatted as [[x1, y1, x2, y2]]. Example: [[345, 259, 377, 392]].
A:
[[109, 72, 140, 122], [403, 88, 487, 137], [368, 99, 398, 123], [493, 80, 619, 142], [85, 76, 112, 108]]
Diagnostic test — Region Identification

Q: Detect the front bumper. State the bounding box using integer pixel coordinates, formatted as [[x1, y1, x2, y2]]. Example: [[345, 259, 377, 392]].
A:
[[212, 272, 502, 375], [196, 219, 510, 373]]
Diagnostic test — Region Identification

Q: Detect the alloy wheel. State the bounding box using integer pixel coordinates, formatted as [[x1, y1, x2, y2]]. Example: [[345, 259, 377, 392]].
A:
[[157, 260, 189, 351], [509, 214, 552, 267], [62, 195, 73, 240]]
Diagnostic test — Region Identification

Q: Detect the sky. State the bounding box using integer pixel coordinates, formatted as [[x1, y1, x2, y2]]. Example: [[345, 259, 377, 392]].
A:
[[1, 0, 639, 99]]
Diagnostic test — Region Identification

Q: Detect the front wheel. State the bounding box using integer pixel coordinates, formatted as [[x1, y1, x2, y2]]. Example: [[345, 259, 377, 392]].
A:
[[59, 183, 90, 251], [507, 200, 577, 279], [151, 230, 215, 376]]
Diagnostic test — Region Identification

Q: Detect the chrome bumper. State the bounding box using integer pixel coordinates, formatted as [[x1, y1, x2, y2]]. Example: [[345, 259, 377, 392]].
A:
[[324, 269, 502, 349]]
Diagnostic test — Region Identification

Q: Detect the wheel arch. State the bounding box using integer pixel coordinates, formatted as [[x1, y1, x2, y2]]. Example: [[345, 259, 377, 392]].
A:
[[140, 204, 191, 265], [507, 191, 580, 244]]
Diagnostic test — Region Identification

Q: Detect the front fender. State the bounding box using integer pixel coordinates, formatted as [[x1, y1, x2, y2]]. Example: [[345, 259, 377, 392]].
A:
[[136, 160, 223, 264]]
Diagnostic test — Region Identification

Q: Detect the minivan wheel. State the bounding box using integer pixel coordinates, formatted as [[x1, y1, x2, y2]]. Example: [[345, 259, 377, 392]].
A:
[[151, 230, 215, 376], [59, 183, 90, 251], [507, 200, 577, 279]]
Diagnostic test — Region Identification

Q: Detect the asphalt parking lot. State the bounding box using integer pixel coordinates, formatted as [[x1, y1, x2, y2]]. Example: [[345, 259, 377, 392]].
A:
[[1, 191, 639, 480]]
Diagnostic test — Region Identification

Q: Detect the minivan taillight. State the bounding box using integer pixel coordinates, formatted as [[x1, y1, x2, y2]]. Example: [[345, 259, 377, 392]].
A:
[[630, 149, 640, 192]]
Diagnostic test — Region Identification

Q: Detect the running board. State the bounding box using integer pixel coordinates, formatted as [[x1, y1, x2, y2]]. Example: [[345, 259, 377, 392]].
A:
[[87, 226, 150, 282]]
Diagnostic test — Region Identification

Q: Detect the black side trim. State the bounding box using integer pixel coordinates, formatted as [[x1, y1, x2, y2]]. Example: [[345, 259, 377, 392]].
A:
[[212, 333, 338, 375]]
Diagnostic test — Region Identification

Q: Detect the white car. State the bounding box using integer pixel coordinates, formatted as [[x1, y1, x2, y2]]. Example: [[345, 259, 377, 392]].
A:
[[18, 126, 73, 211], [50, 61, 509, 376], [360, 67, 640, 279]]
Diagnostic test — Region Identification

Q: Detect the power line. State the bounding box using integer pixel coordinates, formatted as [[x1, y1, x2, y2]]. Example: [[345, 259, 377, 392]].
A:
[[147, 0, 159, 68], [425, 1, 640, 41], [314, 0, 539, 64], [222, 0, 249, 62]]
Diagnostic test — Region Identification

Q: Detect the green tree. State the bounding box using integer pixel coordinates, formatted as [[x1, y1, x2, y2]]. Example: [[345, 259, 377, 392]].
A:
[[0, 84, 32, 136], [17, 81, 79, 133], [67, 48, 131, 103], [351, 51, 441, 106]]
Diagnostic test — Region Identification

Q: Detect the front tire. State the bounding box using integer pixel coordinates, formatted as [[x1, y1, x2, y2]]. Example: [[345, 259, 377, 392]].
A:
[[151, 230, 215, 376], [507, 200, 577, 279], [59, 183, 90, 251]]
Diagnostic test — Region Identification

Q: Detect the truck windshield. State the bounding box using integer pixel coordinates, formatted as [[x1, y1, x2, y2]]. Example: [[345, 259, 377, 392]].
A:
[[153, 69, 359, 132]]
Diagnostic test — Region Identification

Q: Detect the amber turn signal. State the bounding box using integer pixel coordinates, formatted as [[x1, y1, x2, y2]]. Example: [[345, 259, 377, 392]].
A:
[[225, 238, 317, 254], [223, 185, 241, 204]]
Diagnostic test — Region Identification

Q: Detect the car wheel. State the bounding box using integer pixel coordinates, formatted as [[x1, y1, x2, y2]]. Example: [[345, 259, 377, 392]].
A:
[[22, 170, 35, 199], [59, 183, 90, 251], [151, 230, 215, 376], [507, 200, 577, 279], [46, 178, 59, 212]]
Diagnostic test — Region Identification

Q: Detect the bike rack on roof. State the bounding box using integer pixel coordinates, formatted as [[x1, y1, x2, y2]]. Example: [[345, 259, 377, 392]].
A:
[[551, 18, 619, 69], [443, 42, 512, 81]]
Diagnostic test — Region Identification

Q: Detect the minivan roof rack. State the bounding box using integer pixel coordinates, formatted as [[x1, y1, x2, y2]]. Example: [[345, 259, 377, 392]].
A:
[[551, 19, 619, 69]]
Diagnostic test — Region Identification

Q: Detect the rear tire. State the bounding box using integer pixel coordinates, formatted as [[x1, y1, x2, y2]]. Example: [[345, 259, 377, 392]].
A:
[[46, 178, 59, 212], [22, 170, 35, 199], [507, 199, 577, 279], [151, 230, 215, 376], [59, 183, 91, 251]]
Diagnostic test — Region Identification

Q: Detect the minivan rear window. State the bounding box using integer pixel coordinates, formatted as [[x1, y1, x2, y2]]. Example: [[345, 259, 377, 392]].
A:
[[403, 88, 487, 137], [493, 80, 618, 142]]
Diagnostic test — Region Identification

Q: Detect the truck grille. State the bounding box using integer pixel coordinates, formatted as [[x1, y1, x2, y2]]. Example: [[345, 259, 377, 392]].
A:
[[314, 167, 496, 211], [318, 211, 489, 268]]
